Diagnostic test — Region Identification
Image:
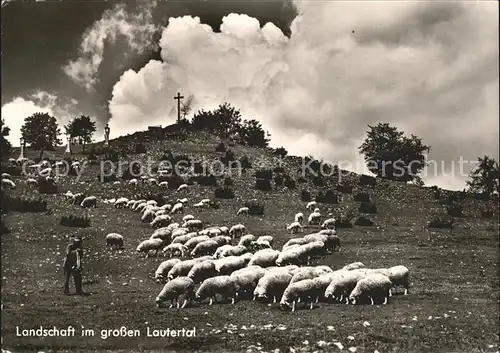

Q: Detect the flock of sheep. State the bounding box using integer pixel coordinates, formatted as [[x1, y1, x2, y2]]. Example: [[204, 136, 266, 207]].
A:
[[2, 160, 411, 312]]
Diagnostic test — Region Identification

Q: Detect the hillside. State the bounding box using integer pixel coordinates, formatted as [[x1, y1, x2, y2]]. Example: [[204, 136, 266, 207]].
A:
[[1, 129, 499, 353]]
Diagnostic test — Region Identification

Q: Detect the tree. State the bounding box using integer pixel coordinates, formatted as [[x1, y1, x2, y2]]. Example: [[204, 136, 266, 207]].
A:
[[21, 112, 62, 160], [0, 119, 12, 154], [191, 102, 242, 136], [359, 123, 430, 182], [466, 155, 499, 196], [180, 94, 194, 119], [64, 115, 96, 152], [238, 119, 270, 148]]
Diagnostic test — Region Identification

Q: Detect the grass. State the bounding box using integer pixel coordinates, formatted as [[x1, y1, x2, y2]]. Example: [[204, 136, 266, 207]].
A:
[[1, 136, 499, 353]]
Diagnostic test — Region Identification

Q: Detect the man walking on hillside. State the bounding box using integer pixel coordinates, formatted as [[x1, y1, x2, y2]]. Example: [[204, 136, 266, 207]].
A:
[[63, 236, 84, 295]]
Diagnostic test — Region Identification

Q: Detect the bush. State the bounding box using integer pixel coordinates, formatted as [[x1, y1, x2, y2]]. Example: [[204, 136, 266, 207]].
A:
[[221, 150, 236, 166], [312, 175, 325, 187], [255, 178, 272, 191], [60, 215, 90, 228], [274, 174, 284, 188], [135, 143, 147, 154], [239, 155, 252, 170], [481, 210, 494, 218], [244, 200, 265, 215], [192, 175, 218, 187], [164, 174, 185, 190], [104, 149, 120, 163], [337, 183, 353, 194], [38, 177, 58, 194], [355, 216, 374, 226], [354, 192, 371, 202], [224, 177, 234, 186], [335, 214, 354, 228], [297, 176, 307, 184], [274, 146, 288, 157], [274, 166, 285, 174], [5, 195, 48, 213], [136, 193, 166, 206], [359, 174, 377, 186], [283, 176, 296, 189], [215, 141, 226, 152], [214, 187, 235, 199], [359, 201, 377, 214], [301, 189, 312, 202], [316, 190, 340, 204], [121, 162, 143, 180], [255, 169, 273, 180], [428, 217, 454, 229], [446, 203, 463, 217], [209, 201, 221, 209]]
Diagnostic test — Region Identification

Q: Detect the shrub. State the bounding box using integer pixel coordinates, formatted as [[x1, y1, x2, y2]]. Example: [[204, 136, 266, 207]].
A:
[[274, 166, 285, 174], [38, 177, 58, 194], [195, 175, 218, 187], [255, 178, 272, 191], [221, 150, 236, 166], [283, 176, 296, 189], [335, 213, 354, 228], [312, 175, 325, 187], [428, 217, 454, 229], [337, 183, 353, 194], [359, 201, 377, 214], [446, 203, 463, 217], [136, 192, 166, 206], [121, 162, 143, 180], [193, 161, 204, 174], [316, 190, 340, 204], [481, 210, 494, 219], [354, 192, 371, 202], [244, 200, 265, 215], [255, 169, 273, 180], [135, 143, 147, 154], [359, 174, 377, 186], [274, 174, 284, 188], [164, 174, 185, 190], [214, 187, 235, 199], [301, 189, 312, 202], [239, 155, 252, 170], [274, 146, 288, 157], [215, 141, 226, 152], [297, 176, 307, 184], [104, 149, 120, 163], [224, 177, 234, 186], [60, 215, 90, 228], [355, 216, 374, 226], [6, 195, 48, 213], [209, 201, 221, 209]]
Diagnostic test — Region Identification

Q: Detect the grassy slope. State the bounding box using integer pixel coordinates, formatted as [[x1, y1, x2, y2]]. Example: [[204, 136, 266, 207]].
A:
[[1, 134, 499, 353]]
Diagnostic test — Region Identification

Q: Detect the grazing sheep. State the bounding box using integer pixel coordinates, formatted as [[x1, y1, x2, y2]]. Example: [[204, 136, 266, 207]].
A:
[[349, 273, 393, 305], [308, 212, 322, 225], [195, 276, 239, 305], [184, 235, 210, 250], [219, 245, 248, 258], [105, 233, 124, 249], [150, 228, 172, 242], [276, 248, 303, 267], [289, 266, 331, 284], [64, 191, 74, 199], [237, 207, 250, 216], [191, 240, 219, 257], [212, 244, 233, 259], [187, 261, 217, 284], [128, 179, 138, 186], [342, 262, 366, 271], [280, 279, 317, 311], [216, 254, 252, 275], [70, 193, 85, 205], [177, 198, 188, 204], [171, 202, 184, 214], [155, 259, 182, 283], [163, 243, 188, 258], [372, 265, 410, 295], [323, 234, 341, 252], [321, 218, 336, 229], [299, 241, 326, 264], [80, 196, 97, 208], [287, 222, 303, 234], [318, 229, 336, 235], [172, 233, 197, 245], [155, 209, 167, 217], [294, 212, 304, 223], [159, 181, 169, 187], [114, 197, 129, 209], [155, 277, 195, 308], [1, 173, 11, 180], [1, 179, 16, 189], [136, 239, 164, 258], [182, 215, 195, 222], [231, 266, 266, 296], [306, 201, 317, 211], [208, 228, 222, 237], [193, 202, 206, 210], [26, 178, 39, 187], [312, 271, 344, 302], [282, 238, 308, 250], [183, 219, 203, 232], [172, 228, 189, 239], [148, 178, 158, 185], [250, 240, 272, 251], [248, 249, 280, 268], [151, 215, 172, 229], [141, 209, 156, 223], [167, 259, 200, 280], [229, 224, 246, 239], [256, 236, 274, 246], [253, 271, 293, 303], [218, 226, 230, 236], [324, 269, 372, 303], [238, 234, 256, 247], [177, 184, 188, 192]]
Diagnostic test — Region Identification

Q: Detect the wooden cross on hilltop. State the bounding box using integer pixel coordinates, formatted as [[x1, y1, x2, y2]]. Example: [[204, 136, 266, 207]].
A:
[[174, 92, 184, 123]]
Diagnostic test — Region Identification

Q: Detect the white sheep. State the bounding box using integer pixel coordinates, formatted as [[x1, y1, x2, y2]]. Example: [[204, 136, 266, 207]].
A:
[[231, 266, 266, 296], [238, 234, 256, 248], [187, 260, 217, 284], [128, 179, 138, 186], [342, 262, 366, 271], [216, 254, 252, 275], [219, 245, 248, 258], [172, 228, 189, 239], [184, 235, 210, 250], [167, 260, 199, 280], [1, 179, 16, 189], [372, 265, 410, 295], [159, 181, 169, 187], [250, 240, 272, 251], [195, 275, 239, 305], [183, 219, 203, 232], [287, 222, 303, 234], [155, 277, 195, 308], [211, 235, 232, 247], [155, 259, 182, 283], [294, 212, 304, 223], [289, 266, 331, 284], [151, 215, 173, 229], [282, 238, 308, 250], [324, 269, 372, 303], [253, 271, 293, 303], [177, 184, 188, 192], [191, 240, 220, 257], [321, 218, 336, 229], [208, 228, 222, 237], [80, 196, 97, 208], [1, 173, 11, 180], [148, 178, 158, 185], [105, 233, 124, 249], [182, 215, 195, 222], [163, 243, 188, 258], [280, 279, 317, 311], [306, 201, 317, 210], [193, 202, 206, 210], [150, 228, 172, 243], [172, 233, 196, 245], [141, 209, 156, 223], [114, 197, 129, 209], [229, 224, 246, 239], [248, 249, 280, 268], [308, 212, 322, 225], [237, 207, 250, 216], [171, 202, 184, 214], [314, 207, 320, 213], [318, 229, 336, 235], [349, 273, 393, 305], [26, 178, 38, 187], [136, 238, 164, 258], [64, 191, 74, 199], [257, 235, 274, 246]]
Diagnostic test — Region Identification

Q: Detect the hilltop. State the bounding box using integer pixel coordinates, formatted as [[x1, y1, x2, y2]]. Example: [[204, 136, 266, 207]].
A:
[[1, 127, 499, 353]]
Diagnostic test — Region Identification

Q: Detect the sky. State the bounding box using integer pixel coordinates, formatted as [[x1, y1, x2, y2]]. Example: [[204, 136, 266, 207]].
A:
[[1, 0, 498, 190]]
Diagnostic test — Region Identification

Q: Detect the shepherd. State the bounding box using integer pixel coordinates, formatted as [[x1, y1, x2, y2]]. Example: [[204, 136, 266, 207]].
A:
[[63, 236, 84, 295]]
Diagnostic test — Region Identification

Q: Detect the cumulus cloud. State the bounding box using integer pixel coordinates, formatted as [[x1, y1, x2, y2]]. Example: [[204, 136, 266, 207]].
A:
[[1, 91, 78, 146], [63, 2, 158, 92], [108, 2, 498, 190]]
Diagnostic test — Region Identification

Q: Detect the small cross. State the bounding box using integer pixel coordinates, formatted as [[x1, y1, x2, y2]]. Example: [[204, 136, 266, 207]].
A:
[[174, 92, 184, 123]]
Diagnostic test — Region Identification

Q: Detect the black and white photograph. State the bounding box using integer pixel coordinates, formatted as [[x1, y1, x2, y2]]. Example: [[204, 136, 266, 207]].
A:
[[1, 0, 499, 352]]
